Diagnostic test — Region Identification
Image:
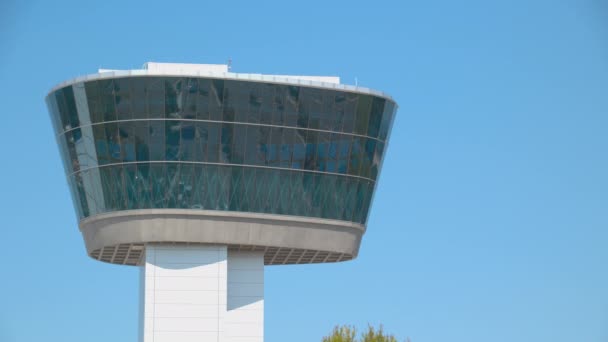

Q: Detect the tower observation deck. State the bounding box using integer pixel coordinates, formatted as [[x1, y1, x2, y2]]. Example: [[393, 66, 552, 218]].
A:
[[46, 62, 397, 341]]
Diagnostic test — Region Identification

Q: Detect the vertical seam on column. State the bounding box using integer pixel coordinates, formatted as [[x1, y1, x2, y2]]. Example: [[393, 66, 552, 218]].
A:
[[217, 247, 221, 342], [152, 246, 156, 342]]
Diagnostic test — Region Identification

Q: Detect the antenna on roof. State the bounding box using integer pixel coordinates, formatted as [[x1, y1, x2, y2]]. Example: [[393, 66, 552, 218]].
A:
[[227, 58, 232, 71]]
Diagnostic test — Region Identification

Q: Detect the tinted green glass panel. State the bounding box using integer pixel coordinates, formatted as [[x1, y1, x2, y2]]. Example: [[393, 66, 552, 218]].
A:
[[84, 81, 104, 124], [99, 79, 117, 122], [114, 78, 132, 120], [64, 86, 80, 128], [147, 78, 165, 118], [367, 97, 385, 138], [49, 76, 397, 225], [131, 77, 147, 119], [354, 95, 372, 135]]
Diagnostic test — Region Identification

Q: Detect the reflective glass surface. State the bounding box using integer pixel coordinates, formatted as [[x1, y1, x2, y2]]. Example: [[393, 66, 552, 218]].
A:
[[47, 77, 397, 224]]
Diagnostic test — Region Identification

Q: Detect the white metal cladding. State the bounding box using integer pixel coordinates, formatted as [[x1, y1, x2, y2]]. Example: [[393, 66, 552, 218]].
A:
[[140, 245, 264, 342]]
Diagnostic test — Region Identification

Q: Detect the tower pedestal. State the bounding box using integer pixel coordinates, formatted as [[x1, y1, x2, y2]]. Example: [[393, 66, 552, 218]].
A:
[[140, 245, 264, 342]]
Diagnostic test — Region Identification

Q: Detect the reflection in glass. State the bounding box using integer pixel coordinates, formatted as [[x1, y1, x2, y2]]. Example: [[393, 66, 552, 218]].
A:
[[48, 76, 397, 226]]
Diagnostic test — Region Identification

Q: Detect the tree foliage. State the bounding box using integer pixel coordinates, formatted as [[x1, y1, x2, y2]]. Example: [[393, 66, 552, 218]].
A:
[[322, 325, 357, 342], [323, 325, 408, 342]]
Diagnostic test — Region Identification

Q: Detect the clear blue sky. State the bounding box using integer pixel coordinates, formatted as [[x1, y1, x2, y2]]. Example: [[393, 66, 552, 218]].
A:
[[1, 0, 607, 341]]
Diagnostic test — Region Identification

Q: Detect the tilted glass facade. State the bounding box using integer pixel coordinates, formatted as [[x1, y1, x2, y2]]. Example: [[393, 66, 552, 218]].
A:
[[47, 76, 396, 224]]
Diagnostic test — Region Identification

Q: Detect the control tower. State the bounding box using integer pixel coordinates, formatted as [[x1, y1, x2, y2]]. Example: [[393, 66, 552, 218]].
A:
[[46, 62, 397, 342]]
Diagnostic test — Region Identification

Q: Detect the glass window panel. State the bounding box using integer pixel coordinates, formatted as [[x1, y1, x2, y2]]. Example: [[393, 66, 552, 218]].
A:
[[83, 167, 103, 216], [180, 120, 196, 161], [367, 97, 385, 138], [220, 123, 233, 163], [63, 130, 79, 173], [231, 125, 246, 164], [267, 127, 282, 167], [99, 79, 117, 122], [84, 81, 104, 124], [343, 178, 357, 221], [341, 93, 358, 133], [265, 169, 280, 214], [227, 167, 241, 211], [354, 95, 372, 135], [105, 122, 122, 163], [310, 173, 323, 217], [378, 101, 395, 141], [223, 80, 249, 122], [272, 85, 286, 126], [206, 122, 220, 162], [165, 120, 181, 161], [191, 122, 206, 162], [319, 174, 336, 219], [54, 89, 71, 130], [371, 141, 385, 180], [206, 165, 222, 210], [279, 128, 293, 167], [240, 167, 254, 212], [296, 87, 310, 128], [182, 78, 198, 119], [248, 83, 263, 124], [319, 91, 335, 131], [72, 126, 96, 170], [245, 125, 264, 165], [71, 173, 88, 218], [190, 163, 204, 209], [316, 132, 330, 171], [337, 135, 352, 174], [196, 79, 211, 120], [165, 163, 178, 208], [275, 170, 291, 214], [284, 86, 299, 127], [133, 121, 149, 161], [73, 83, 92, 126], [306, 88, 323, 130], [165, 78, 183, 119], [361, 181, 375, 224], [360, 138, 376, 178], [149, 163, 165, 208], [64, 86, 80, 128], [110, 165, 126, 210], [124, 164, 138, 210], [332, 92, 346, 132], [292, 129, 306, 169], [326, 160, 336, 173], [179, 163, 194, 209], [304, 130, 317, 170], [300, 172, 314, 216], [348, 137, 363, 176], [148, 120, 165, 160], [119, 121, 136, 162], [93, 124, 109, 165], [222, 81, 235, 122], [147, 78, 165, 118], [114, 78, 132, 120], [131, 77, 147, 120], [328, 133, 339, 161], [248, 168, 263, 213], [259, 83, 274, 124], [217, 165, 231, 210], [99, 167, 114, 211], [353, 180, 367, 223], [209, 79, 224, 121], [136, 163, 152, 209]]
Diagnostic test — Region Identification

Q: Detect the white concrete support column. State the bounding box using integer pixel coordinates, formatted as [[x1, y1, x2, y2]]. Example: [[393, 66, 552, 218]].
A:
[[139, 245, 264, 342]]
